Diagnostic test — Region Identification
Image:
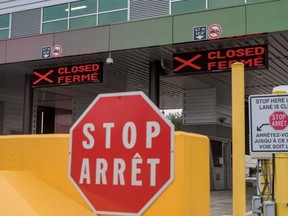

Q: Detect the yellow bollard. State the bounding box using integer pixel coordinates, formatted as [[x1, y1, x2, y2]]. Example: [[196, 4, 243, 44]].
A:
[[232, 62, 246, 216], [272, 86, 288, 215]]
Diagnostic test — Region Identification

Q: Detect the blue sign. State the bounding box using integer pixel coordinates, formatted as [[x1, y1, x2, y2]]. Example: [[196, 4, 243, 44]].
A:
[[41, 46, 52, 59], [193, 26, 207, 41]]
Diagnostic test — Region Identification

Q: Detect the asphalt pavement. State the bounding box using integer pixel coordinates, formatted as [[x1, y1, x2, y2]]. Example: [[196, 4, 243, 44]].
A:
[[210, 186, 258, 216]]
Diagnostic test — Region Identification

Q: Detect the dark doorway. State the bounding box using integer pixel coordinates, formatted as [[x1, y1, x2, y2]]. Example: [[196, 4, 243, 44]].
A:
[[36, 106, 72, 134], [36, 106, 55, 134]]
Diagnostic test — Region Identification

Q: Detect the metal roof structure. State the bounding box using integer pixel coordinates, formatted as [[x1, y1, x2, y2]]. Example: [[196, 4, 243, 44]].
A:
[[1, 31, 287, 111]]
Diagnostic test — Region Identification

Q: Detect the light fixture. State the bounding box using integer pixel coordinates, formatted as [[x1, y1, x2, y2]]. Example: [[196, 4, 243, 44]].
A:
[[65, 5, 87, 11]]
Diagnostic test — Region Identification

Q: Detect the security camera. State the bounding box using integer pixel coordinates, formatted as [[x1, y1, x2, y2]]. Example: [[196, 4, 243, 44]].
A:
[[106, 57, 113, 65]]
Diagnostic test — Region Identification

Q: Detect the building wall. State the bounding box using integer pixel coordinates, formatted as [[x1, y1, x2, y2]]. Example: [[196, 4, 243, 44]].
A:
[[0, 0, 79, 14], [0, 0, 281, 40]]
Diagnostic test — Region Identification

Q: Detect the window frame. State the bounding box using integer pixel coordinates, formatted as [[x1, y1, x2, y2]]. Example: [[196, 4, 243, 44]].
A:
[[170, 0, 209, 14], [169, 0, 279, 14], [41, 0, 129, 33], [0, 13, 11, 39]]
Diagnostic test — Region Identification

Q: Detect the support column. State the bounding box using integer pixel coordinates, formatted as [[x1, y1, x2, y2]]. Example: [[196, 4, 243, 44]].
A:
[[232, 62, 246, 216], [23, 74, 33, 134], [149, 61, 160, 107]]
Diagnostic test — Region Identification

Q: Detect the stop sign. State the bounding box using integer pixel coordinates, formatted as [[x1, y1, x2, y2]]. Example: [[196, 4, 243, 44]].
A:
[[269, 111, 288, 130], [68, 91, 174, 215]]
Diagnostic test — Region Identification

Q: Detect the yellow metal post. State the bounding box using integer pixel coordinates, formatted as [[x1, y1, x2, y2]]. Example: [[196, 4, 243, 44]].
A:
[[272, 86, 288, 215], [232, 62, 246, 216]]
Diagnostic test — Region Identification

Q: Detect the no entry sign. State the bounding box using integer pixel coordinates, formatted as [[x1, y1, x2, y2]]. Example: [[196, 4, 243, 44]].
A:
[[208, 24, 222, 39], [68, 92, 174, 215], [249, 94, 288, 152]]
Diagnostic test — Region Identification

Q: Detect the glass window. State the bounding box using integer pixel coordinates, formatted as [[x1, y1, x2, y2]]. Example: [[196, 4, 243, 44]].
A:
[[70, 15, 97, 29], [0, 29, 9, 39], [172, 0, 206, 14], [247, 0, 273, 3], [98, 0, 128, 12], [43, 4, 68, 21], [42, 20, 68, 33], [210, 140, 223, 168], [98, 10, 127, 25], [70, 0, 97, 17], [208, 0, 244, 9], [0, 14, 9, 29], [42, 0, 128, 33]]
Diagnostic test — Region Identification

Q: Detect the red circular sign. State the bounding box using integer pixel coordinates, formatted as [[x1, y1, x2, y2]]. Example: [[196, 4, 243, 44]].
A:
[[69, 92, 174, 215], [269, 111, 288, 130], [208, 24, 222, 39], [52, 44, 62, 57]]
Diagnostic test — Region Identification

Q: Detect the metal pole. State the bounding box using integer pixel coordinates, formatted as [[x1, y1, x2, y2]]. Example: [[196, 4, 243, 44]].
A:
[[149, 61, 160, 107], [23, 74, 33, 134], [232, 62, 246, 216]]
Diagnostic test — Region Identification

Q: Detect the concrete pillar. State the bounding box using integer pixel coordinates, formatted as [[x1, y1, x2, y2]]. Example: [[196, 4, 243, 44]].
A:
[[149, 61, 160, 107], [22, 74, 33, 134]]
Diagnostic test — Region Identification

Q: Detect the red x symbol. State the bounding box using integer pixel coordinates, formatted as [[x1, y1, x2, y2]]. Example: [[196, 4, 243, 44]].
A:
[[174, 54, 202, 72], [33, 70, 54, 85]]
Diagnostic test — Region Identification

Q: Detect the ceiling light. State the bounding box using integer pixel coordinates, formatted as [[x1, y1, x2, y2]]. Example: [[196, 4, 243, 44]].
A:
[[65, 5, 87, 11]]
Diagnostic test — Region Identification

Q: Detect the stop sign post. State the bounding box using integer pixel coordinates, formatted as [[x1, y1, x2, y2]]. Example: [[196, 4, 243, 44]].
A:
[[68, 91, 174, 216]]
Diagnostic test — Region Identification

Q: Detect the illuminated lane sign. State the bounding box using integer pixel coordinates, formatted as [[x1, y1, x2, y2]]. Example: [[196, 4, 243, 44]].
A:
[[33, 62, 103, 87], [173, 44, 268, 75]]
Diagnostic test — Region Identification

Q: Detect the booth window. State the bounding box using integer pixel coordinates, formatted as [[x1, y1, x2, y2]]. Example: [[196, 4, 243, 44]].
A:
[[0, 14, 10, 39], [42, 0, 128, 33], [210, 140, 223, 167]]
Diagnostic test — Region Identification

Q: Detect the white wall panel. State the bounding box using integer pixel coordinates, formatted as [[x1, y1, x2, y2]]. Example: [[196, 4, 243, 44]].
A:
[[183, 88, 217, 124], [130, 0, 169, 20], [183, 88, 232, 125], [11, 8, 41, 37]]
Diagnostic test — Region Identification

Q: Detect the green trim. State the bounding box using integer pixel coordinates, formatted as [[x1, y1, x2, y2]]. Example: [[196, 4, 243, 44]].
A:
[[247, 0, 288, 34], [110, 16, 173, 50], [173, 6, 246, 43]]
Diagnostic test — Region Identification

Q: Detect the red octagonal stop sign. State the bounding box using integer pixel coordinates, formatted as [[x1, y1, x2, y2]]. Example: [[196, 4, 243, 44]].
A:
[[269, 111, 288, 130], [69, 92, 174, 216]]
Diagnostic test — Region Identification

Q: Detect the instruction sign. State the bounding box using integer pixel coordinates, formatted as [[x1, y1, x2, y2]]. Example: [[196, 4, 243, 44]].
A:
[[173, 44, 268, 75], [33, 62, 103, 87], [249, 94, 288, 152], [193, 25, 207, 41]]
